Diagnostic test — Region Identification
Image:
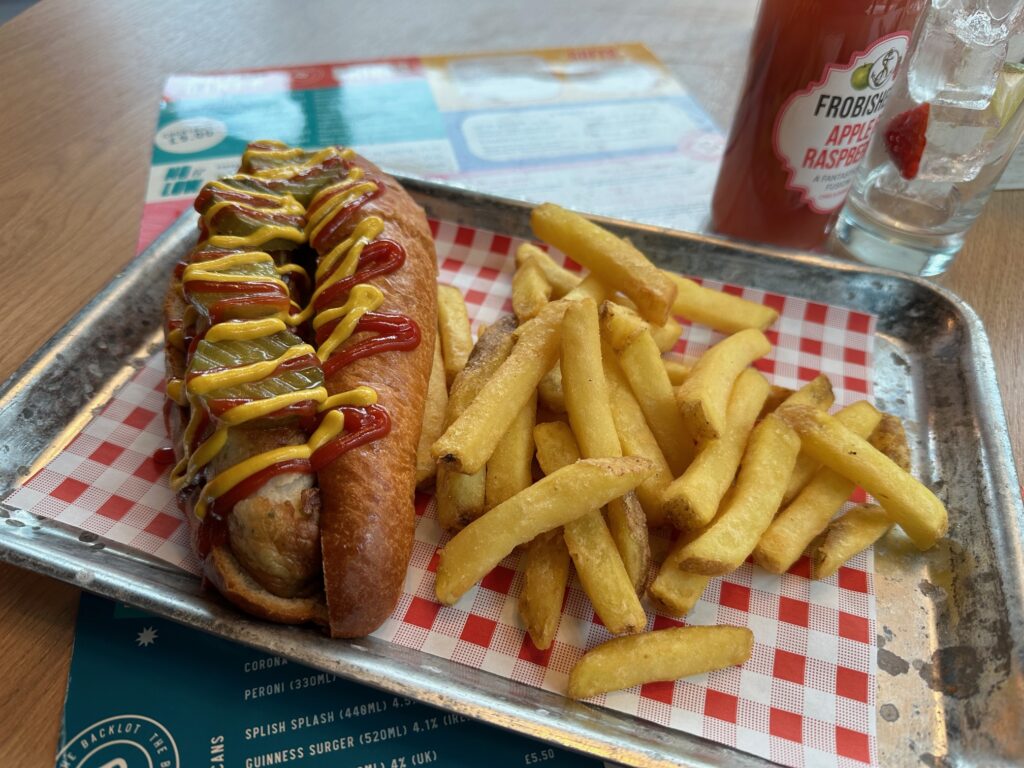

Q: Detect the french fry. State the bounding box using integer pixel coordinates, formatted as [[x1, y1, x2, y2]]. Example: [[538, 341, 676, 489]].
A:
[[435, 317, 517, 532], [518, 529, 571, 650], [435, 466, 486, 534], [537, 365, 566, 414], [870, 413, 912, 471], [512, 257, 552, 323], [534, 421, 581, 473], [561, 299, 651, 601], [535, 422, 650, 620], [415, 335, 448, 487], [762, 375, 832, 422], [601, 301, 694, 475], [753, 401, 882, 573], [606, 490, 650, 594], [433, 301, 568, 474], [650, 316, 683, 353], [676, 414, 801, 574], [610, 291, 684, 349], [664, 359, 692, 386], [813, 504, 892, 579], [567, 626, 753, 700], [531, 203, 676, 325], [561, 514, 647, 634], [675, 329, 772, 440], [809, 415, 910, 578], [648, 568, 710, 617], [437, 284, 473, 388], [648, 527, 676, 566], [776, 404, 948, 550], [511, 278, 605, 346], [648, 531, 711, 617], [562, 273, 608, 304], [602, 344, 674, 528], [661, 368, 770, 530], [771, 376, 836, 503], [759, 385, 796, 419], [664, 272, 778, 333], [600, 297, 645, 349], [435, 456, 654, 605], [561, 299, 621, 458], [782, 453, 821, 506], [608, 291, 640, 312], [515, 242, 581, 298], [787, 374, 834, 410], [484, 392, 537, 510]]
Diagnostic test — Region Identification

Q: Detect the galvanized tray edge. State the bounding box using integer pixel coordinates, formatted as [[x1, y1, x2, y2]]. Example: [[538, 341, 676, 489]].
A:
[[0, 178, 1020, 766], [0, 506, 767, 768], [0, 212, 194, 491]]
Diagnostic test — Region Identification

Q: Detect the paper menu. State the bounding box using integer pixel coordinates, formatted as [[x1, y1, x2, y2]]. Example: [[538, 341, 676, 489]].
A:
[[146, 44, 722, 235], [58, 593, 600, 768]]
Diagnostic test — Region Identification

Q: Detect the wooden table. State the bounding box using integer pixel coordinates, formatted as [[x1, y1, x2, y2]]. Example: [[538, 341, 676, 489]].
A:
[[2, 1, 1020, 763]]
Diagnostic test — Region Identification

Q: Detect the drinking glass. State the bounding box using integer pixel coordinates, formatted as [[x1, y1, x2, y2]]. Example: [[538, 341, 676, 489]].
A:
[[833, 0, 1024, 275]]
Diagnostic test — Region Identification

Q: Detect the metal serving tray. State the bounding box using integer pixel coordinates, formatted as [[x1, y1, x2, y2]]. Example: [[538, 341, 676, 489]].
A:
[[1, 179, 1021, 767]]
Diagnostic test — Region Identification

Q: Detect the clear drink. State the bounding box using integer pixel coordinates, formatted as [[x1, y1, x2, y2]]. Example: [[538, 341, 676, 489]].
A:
[[834, 0, 1024, 275], [710, 0, 923, 250]]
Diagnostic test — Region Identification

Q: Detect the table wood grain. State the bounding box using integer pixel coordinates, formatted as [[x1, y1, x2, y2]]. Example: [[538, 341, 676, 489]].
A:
[[1, 0, 1020, 763]]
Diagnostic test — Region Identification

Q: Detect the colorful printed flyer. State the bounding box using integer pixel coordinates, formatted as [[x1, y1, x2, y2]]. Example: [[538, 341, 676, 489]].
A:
[[58, 594, 601, 768], [141, 43, 722, 247]]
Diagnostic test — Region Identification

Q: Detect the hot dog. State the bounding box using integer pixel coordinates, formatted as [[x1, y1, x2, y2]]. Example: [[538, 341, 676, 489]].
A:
[[163, 141, 437, 636]]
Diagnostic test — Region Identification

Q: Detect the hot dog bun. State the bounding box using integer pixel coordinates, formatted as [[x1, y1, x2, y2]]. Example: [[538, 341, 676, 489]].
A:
[[306, 156, 437, 636], [163, 142, 436, 635]]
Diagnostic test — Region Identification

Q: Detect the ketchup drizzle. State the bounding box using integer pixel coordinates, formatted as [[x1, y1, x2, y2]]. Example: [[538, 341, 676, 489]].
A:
[[199, 206, 304, 243], [310, 405, 392, 473], [195, 184, 289, 213], [175, 146, 421, 538], [208, 458, 313, 522], [319, 312, 421, 378], [208, 294, 291, 326], [313, 239, 405, 312], [195, 404, 390, 556], [310, 181, 383, 252], [153, 446, 177, 465]]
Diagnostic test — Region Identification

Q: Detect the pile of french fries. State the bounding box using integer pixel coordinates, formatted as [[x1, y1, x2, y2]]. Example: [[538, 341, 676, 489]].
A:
[[414, 202, 949, 701]]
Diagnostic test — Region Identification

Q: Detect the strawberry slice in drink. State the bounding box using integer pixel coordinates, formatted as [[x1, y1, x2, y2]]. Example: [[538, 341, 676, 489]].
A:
[[884, 103, 930, 180]]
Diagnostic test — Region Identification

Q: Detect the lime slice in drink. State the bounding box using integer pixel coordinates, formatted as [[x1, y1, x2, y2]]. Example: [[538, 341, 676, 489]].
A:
[[991, 62, 1024, 129]]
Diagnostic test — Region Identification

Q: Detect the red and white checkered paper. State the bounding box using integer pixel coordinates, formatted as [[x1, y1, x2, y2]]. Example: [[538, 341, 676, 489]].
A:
[[6, 215, 879, 768]]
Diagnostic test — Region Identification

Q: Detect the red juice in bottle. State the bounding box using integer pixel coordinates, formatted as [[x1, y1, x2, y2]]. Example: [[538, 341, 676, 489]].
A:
[[711, 0, 923, 250]]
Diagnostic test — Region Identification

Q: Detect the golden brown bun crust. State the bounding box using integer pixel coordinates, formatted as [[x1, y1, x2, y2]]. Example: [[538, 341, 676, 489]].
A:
[[317, 157, 438, 637]]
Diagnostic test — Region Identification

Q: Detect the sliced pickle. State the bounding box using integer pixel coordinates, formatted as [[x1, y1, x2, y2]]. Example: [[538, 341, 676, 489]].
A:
[[224, 170, 345, 207], [206, 206, 303, 250], [241, 149, 314, 174], [210, 367, 324, 406], [190, 331, 300, 371], [186, 257, 289, 323], [188, 330, 324, 421]]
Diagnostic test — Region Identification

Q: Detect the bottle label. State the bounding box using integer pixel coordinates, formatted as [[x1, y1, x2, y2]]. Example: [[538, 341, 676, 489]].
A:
[[773, 33, 909, 214]]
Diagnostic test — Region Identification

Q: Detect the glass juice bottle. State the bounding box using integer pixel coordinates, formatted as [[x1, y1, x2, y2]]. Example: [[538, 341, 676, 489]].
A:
[[711, 0, 924, 249]]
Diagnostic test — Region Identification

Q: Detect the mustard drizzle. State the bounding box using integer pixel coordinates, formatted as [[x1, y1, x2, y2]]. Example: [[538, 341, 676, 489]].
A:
[[170, 142, 392, 520]]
